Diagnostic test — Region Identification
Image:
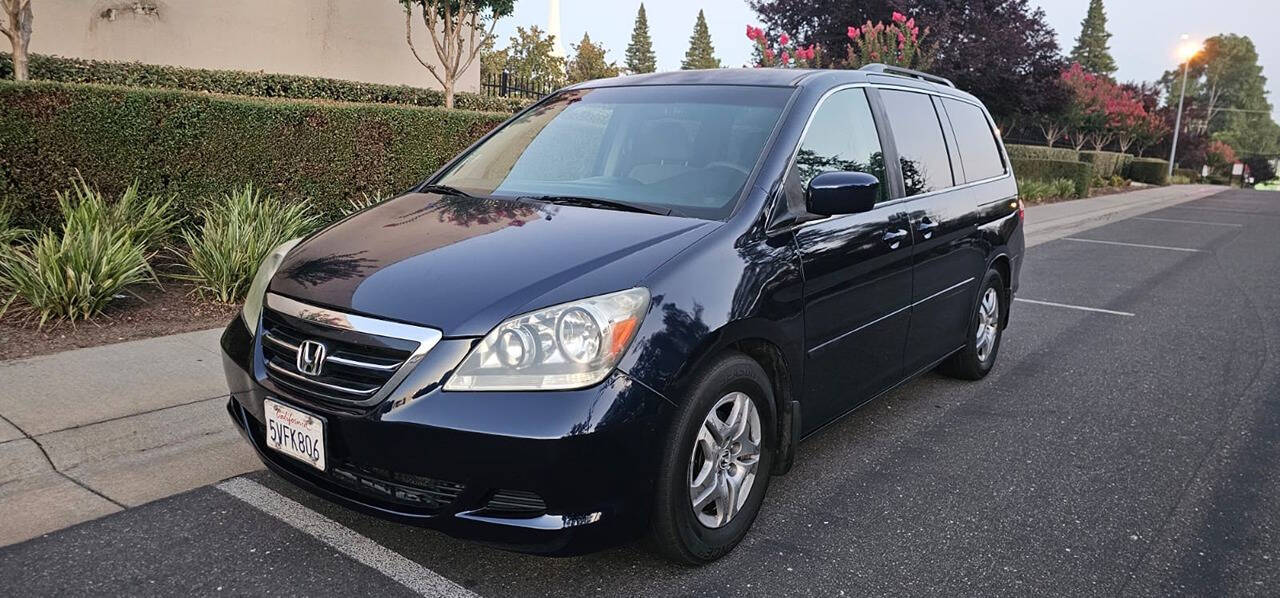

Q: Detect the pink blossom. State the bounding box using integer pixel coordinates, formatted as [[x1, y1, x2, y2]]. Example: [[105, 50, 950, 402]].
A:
[[897, 32, 906, 43], [779, 33, 790, 46], [746, 25, 757, 40], [781, 51, 790, 63], [847, 26, 860, 39], [892, 12, 906, 23], [764, 48, 775, 60], [906, 18, 915, 29]]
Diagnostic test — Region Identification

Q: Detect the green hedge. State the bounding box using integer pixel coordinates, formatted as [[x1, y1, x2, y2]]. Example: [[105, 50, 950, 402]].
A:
[[1126, 158, 1170, 186], [1173, 168, 1200, 183], [1079, 151, 1131, 179], [0, 52, 531, 113], [1005, 144, 1080, 162], [0, 81, 509, 226], [1011, 158, 1093, 198]]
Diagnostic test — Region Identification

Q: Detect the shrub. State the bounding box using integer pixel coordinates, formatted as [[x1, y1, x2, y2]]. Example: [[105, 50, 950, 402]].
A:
[[0, 208, 27, 246], [0, 81, 509, 227], [178, 184, 319, 303], [0, 198, 155, 325], [1126, 158, 1170, 185], [1173, 168, 1200, 183], [341, 191, 392, 217], [0, 52, 531, 113], [1011, 158, 1093, 197], [1005, 144, 1080, 162], [1017, 178, 1077, 203], [57, 175, 180, 250], [1078, 151, 1128, 179], [1170, 174, 1191, 185], [1110, 175, 1128, 187]]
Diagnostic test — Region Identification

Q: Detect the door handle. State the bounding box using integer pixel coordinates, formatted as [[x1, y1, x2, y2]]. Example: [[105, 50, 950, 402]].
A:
[[918, 217, 939, 239], [883, 228, 909, 249]]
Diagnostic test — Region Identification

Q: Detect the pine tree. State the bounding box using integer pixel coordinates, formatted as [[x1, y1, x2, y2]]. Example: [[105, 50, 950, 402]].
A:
[[625, 3, 657, 74], [1069, 0, 1117, 76], [681, 10, 721, 70]]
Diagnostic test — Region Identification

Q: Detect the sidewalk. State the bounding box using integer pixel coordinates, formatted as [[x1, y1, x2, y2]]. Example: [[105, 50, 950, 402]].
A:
[[0, 329, 260, 545], [0, 184, 1228, 546]]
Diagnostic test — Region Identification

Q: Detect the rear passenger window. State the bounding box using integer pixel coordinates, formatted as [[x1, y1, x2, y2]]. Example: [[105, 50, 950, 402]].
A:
[[879, 90, 954, 196], [943, 98, 1006, 182], [791, 88, 888, 204]]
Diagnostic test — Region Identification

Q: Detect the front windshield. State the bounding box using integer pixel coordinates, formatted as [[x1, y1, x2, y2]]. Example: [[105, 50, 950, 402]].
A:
[[435, 85, 794, 220]]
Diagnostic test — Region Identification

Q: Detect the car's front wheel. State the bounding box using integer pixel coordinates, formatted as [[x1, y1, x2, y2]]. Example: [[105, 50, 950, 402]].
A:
[[648, 352, 774, 565]]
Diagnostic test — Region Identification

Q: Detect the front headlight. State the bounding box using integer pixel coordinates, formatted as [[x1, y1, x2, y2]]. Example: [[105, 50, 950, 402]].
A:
[[241, 238, 303, 334], [444, 288, 650, 391]]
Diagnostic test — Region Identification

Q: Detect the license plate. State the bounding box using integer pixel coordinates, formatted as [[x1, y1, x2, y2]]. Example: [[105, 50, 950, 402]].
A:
[[264, 399, 326, 471]]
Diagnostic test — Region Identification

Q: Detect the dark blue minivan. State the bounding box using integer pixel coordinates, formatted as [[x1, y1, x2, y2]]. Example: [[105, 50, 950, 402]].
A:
[[222, 65, 1023, 564]]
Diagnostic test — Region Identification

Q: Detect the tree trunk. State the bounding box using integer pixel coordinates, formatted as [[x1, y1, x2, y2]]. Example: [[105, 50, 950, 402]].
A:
[[4, 0, 32, 81], [11, 35, 28, 81], [443, 79, 455, 109]]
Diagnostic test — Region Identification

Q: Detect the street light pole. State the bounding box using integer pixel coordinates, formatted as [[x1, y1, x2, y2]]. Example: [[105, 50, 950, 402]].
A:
[[1167, 58, 1190, 178]]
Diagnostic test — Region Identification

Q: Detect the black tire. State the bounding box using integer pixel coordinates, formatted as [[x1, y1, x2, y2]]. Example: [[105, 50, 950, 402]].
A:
[[938, 268, 1007, 380], [647, 351, 775, 565]]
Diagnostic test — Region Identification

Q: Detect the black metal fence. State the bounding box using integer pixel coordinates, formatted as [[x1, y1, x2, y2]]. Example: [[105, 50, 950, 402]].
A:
[[481, 70, 558, 100]]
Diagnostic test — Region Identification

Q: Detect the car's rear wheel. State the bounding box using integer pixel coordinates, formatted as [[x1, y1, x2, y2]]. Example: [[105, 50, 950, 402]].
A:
[[939, 268, 1007, 380], [648, 352, 774, 565]]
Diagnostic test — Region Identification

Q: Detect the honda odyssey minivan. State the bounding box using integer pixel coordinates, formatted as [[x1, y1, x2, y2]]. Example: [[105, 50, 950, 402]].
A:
[[222, 65, 1024, 564]]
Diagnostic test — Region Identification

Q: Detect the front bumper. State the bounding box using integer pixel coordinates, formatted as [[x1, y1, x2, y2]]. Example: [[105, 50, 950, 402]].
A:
[[221, 318, 673, 556]]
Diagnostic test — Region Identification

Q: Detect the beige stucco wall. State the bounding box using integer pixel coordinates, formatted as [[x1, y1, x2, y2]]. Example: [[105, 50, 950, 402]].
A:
[[31, 0, 478, 92]]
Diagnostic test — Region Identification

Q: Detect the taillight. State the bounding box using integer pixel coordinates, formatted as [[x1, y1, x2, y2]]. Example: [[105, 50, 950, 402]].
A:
[[1017, 198, 1025, 221]]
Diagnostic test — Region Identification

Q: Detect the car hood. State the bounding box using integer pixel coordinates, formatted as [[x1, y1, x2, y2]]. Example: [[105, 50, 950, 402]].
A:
[[269, 193, 716, 336]]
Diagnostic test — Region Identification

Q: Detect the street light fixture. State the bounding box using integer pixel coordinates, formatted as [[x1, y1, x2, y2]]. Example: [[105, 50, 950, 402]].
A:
[[1168, 34, 1202, 179]]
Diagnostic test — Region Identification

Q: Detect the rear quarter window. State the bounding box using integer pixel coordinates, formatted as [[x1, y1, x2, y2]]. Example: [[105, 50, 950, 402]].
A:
[[942, 98, 1006, 182]]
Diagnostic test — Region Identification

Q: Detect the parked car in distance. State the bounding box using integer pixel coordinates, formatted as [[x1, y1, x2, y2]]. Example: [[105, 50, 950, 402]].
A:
[[221, 65, 1024, 564]]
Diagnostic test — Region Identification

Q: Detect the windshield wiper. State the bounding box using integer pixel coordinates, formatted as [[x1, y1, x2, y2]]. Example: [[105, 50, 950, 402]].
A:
[[519, 194, 680, 217], [419, 184, 474, 198]]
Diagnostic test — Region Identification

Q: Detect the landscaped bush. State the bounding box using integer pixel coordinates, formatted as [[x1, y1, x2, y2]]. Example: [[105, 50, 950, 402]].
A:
[[1170, 174, 1191, 185], [0, 208, 27, 246], [0, 80, 509, 228], [0, 188, 157, 325], [1005, 144, 1080, 162], [1126, 158, 1170, 185], [1017, 178, 1077, 204], [58, 176, 180, 250], [0, 52, 531, 113], [1078, 151, 1129, 179], [1011, 158, 1093, 198], [1173, 168, 1200, 183], [178, 183, 319, 303]]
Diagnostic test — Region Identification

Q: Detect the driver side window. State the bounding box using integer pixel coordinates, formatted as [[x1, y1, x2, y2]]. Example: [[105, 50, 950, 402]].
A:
[[792, 88, 887, 204]]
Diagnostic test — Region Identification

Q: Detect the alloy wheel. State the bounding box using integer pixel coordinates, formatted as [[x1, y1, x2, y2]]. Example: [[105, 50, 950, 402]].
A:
[[975, 287, 1000, 362], [688, 391, 762, 529]]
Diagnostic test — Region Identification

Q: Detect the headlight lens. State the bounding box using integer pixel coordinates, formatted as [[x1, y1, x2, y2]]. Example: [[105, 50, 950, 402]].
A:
[[241, 238, 303, 334], [444, 288, 650, 391]]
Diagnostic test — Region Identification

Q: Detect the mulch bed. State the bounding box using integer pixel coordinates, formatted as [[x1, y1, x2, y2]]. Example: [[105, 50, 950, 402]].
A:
[[0, 280, 238, 362]]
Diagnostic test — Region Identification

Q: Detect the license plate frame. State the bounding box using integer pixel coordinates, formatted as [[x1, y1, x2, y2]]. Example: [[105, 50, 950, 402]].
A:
[[264, 398, 327, 471]]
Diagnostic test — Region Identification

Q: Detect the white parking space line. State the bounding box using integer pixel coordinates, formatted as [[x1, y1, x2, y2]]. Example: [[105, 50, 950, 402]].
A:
[[1062, 237, 1206, 253], [1132, 217, 1243, 228], [1014, 298, 1136, 317], [217, 478, 476, 598]]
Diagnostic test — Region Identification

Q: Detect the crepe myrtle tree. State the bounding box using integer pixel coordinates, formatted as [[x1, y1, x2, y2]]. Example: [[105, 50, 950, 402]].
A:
[[0, 0, 32, 81], [746, 26, 817, 68], [843, 12, 936, 71], [401, 0, 514, 109]]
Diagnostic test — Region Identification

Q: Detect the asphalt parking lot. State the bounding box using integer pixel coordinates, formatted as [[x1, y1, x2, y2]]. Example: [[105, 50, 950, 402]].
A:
[[3, 189, 1277, 597]]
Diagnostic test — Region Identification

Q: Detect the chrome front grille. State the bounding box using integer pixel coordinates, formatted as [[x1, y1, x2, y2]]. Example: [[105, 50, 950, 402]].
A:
[[258, 293, 442, 407]]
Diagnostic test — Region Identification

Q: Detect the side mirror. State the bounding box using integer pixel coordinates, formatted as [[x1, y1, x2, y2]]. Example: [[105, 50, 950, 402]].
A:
[[806, 171, 880, 216]]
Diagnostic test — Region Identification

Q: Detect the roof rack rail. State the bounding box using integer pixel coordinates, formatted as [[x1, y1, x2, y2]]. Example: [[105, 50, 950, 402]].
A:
[[860, 63, 955, 88]]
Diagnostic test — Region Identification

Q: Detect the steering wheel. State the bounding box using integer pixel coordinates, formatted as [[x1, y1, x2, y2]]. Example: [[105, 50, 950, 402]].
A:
[[705, 161, 751, 176]]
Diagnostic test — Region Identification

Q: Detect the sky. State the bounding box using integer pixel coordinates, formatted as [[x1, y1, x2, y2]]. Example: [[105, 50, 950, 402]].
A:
[[492, 0, 1280, 119]]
